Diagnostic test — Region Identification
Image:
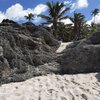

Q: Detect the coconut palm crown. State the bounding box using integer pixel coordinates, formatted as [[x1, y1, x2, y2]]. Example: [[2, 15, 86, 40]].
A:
[[91, 8, 99, 23], [69, 12, 86, 40], [25, 13, 34, 22], [39, 1, 70, 36]]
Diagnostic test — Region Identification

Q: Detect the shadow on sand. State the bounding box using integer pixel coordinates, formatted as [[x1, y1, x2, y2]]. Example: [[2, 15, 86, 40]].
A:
[[95, 73, 100, 82]]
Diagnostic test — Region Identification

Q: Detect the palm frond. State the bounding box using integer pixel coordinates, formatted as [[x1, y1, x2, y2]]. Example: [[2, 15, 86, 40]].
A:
[[58, 7, 70, 18], [24, 13, 34, 22], [91, 8, 99, 16], [69, 17, 74, 23], [59, 16, 68, 20], [38, 14, 51, 21]]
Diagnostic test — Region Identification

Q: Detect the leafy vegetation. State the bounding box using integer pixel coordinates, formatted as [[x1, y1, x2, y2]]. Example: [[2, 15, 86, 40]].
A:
[[24, 2, 100, 42], [69, 12, 85, 40], [39, 1, 70, 37]]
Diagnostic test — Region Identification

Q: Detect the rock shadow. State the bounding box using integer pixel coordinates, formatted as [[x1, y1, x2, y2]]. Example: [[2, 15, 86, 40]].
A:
[[95, 73, 100, 82]]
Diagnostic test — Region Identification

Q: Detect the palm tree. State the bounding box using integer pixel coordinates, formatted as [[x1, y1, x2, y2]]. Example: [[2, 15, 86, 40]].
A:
[[39, 1, 70, 37], [91, 8, 99, 23], [57, 22, 74, 41], [25, 13, 34, 22], [69, 12, 86, 40]]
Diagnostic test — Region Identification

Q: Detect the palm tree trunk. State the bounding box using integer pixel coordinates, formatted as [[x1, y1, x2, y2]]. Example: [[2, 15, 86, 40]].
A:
[[94, 15, 95, 24], [53, 21, 57, 38], [29, 19, 31, 23], [74, 22, 78, 40], [93, 15, 97, 29]]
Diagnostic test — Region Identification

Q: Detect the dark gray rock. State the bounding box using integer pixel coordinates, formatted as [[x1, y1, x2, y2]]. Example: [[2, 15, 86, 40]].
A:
[[33, 62, 61, 76], [23, 22, 60, 46], [0, 19, 59, 84], [86, 31, 100, 44], [0, 46, 12, 79], [58, 31, 100, 74], [1, 19, 100, 84]]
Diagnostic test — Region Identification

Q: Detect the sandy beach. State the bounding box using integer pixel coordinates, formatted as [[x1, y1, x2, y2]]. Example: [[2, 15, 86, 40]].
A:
[[0, 73, 100, 100]]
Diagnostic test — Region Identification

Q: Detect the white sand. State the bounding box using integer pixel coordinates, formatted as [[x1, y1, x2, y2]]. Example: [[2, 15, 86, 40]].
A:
[[56, 42, 73, 53], [0, 73, 100, 100]]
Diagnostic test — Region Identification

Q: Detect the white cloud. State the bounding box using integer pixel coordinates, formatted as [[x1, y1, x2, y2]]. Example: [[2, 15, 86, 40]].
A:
[[48, 24, 52, 27], [0, 12, 6, 22], [33, 4, 48, 15], [86, 20, 92, 25], [0, 3, 48, 23], [76, 0, 88, 8], [64, 1, 72, 5], [6, 3, 27, 21], [87, 12, 100, 25], [71, 0, 88, 11], [60, 18, 73, 25], [95, 13, 100, 23], [48, 18, 73, 27]]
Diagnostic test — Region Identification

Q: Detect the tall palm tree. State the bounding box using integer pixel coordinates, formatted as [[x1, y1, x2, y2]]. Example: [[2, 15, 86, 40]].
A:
[[91, 8, 99, 23], [39, 1, 70, 37], [69, 12, 86, 40], [25, 13, 34, 22]]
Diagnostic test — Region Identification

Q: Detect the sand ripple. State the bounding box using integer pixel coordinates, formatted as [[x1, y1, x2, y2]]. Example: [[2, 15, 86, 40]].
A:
[[0, 73, 100, 100]]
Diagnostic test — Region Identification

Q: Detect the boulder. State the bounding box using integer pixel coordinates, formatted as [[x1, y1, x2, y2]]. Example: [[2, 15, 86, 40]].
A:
[[58, 31, 100, 74], [0, 19, 58, 83], [86, 31, 100, 44]]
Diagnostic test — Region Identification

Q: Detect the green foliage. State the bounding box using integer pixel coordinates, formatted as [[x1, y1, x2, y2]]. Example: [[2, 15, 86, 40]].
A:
[[69, 12, 86, 40], [24, 4, 100, 42], [90, 23, 100, 32], [55, 11, 97, 42], [39, 1, 70, 37], [39, 2, 100, 42], [91, 8, 99, 17], [25, 13, 34, 22], [56, 22, 74, 42]]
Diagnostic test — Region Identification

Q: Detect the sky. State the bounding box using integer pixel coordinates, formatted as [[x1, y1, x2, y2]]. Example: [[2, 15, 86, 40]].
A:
[[0, 0, 100, 25]]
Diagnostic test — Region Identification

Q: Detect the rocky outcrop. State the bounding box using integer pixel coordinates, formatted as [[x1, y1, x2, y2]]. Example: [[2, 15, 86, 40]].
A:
[[86, 31, 100, 44], [58, 31, 100, 74], [23, 22, 59, 46], [0, 19, 59, 83], [0, 19, 100, 84]]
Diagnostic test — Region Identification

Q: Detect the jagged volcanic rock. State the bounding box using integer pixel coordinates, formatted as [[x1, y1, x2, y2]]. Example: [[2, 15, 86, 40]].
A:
[[0, 19, 60, 84]]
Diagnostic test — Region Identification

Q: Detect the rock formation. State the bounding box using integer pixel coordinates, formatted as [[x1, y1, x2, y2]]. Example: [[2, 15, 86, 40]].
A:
[[0, 19, 100, 84], [0, 19, 60, 84], [58, 31, 100, 74]]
